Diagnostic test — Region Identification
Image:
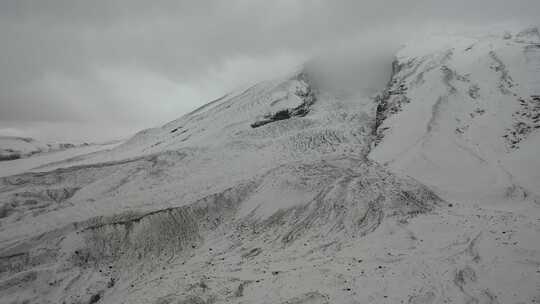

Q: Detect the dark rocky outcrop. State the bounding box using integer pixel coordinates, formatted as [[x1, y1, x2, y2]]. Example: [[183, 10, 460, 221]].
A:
[[251, 74, 317, 128]]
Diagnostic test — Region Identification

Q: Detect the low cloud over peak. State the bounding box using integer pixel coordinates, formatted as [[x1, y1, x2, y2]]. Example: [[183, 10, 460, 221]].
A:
[[1, 0, 538, 141]]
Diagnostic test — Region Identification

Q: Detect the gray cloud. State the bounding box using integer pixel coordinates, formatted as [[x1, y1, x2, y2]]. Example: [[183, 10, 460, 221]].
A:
[[1, 0, 539, 141]]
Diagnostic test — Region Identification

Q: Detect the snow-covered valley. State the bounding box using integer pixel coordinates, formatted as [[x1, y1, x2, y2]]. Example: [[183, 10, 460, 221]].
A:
[[1, 28, 539, 304]]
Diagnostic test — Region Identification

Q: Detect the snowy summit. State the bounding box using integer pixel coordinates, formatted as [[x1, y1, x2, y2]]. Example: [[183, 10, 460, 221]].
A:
[[0, 28, 540, 304]]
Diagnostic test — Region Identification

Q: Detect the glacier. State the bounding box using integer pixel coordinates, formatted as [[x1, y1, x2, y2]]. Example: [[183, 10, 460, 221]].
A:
[[0, 28, 539, 304]]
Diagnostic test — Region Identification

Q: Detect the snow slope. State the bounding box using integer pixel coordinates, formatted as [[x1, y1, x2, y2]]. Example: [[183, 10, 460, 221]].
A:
[[370, 27, 540, 205], [0, 136, 97, 161], [0, 141, 122, 178], [0, 28, 539, 304]]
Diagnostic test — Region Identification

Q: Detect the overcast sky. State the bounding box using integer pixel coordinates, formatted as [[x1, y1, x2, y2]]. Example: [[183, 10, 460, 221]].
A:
[[1, 0, 539, 142]]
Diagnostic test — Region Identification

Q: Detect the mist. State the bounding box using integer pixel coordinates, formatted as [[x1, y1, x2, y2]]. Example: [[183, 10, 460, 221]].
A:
[[0, 0, 539, 142]]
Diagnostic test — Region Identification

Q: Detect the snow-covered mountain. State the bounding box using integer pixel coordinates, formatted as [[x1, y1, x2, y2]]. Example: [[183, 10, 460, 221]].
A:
[[371, 28, 540, 204], [0, 28, 539, 304], [0, 136, 82, 161], [0, 139, 123, 179]]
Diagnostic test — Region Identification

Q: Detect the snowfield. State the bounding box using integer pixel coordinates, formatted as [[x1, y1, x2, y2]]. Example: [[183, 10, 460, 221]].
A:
[[0, 28, 539, 304], [0, 142, 122, 178], [0, 136, 84, 161]]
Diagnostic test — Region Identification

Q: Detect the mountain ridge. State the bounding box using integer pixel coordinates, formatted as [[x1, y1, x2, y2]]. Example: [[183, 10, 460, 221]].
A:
[[0, 28, 539, 304]]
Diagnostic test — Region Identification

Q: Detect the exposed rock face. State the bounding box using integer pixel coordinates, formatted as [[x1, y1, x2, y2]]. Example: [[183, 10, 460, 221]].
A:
[[250, 73, 317, 128], [371, 59, 411, 145], [1, 29, 540, 304], [504, 96, 540, 149]]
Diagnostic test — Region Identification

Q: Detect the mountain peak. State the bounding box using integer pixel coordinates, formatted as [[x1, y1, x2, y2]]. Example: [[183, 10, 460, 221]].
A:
[[1, 29, 539, 304]]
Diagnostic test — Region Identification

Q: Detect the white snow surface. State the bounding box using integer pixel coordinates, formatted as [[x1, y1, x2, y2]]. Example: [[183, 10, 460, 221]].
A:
[[371, 28, 540, 203], [526, 44, 540, 96], [0, 136, 81, 160], [0, 142, 122, 178], [0, 29, 539, 304]]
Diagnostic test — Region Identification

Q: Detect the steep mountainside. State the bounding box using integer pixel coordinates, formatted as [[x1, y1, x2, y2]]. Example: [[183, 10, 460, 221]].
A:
[[371, 28, 540, 204], [0, 29, 539, 304]]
